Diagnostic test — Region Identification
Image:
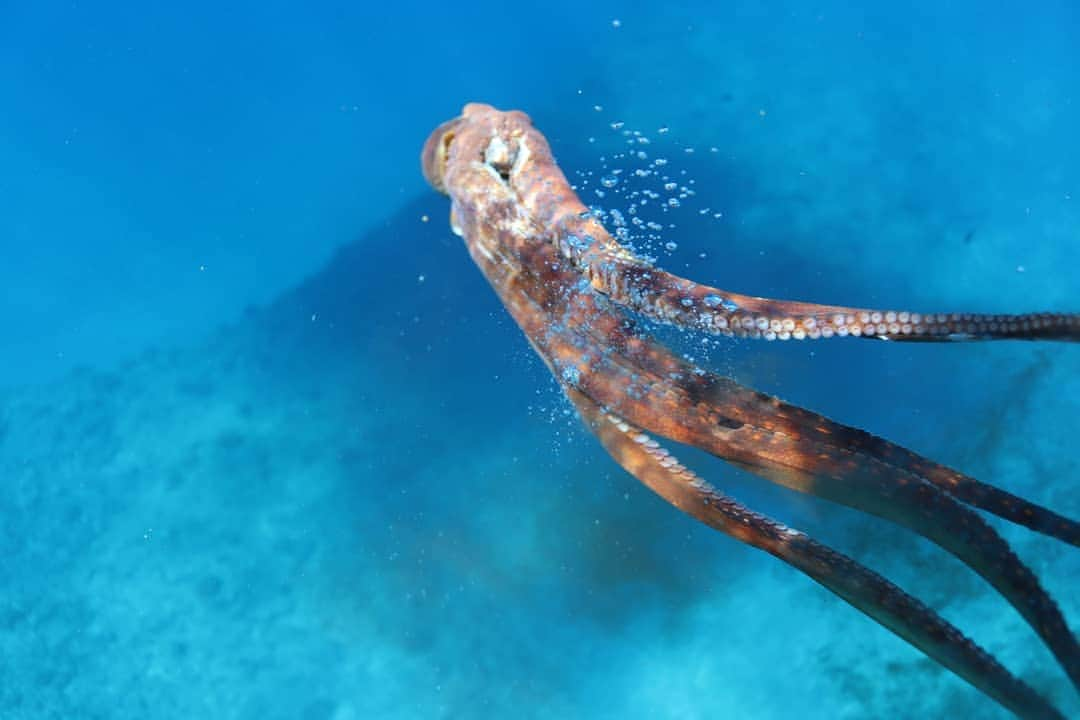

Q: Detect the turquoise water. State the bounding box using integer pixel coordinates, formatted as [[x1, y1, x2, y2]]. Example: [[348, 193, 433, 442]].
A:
[[2, 2, 1077, 718]]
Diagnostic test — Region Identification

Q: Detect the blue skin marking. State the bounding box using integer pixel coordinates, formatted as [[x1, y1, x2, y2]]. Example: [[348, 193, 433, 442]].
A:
[[704, 293, 740, 312]]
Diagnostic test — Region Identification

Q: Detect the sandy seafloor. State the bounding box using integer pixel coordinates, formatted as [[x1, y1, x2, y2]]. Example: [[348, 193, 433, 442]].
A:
[[1, 2, 1078, 719]]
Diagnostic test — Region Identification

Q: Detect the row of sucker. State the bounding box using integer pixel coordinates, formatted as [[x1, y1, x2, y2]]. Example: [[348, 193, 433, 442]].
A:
[[551, 218, 1079, 341]]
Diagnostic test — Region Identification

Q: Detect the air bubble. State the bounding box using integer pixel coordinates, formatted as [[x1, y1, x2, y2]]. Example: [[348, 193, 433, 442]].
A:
[[600, 174, 619, 188]]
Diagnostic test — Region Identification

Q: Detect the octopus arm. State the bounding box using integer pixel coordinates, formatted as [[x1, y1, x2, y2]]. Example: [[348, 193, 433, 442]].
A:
[[568, 288, 1080, 548], [564, 330, 1080, 692], [479, 233, 1080, 697], [565, 384, 1066, 720], [425, 102, 1079, 717], [563, 228, 1080, 343], [693, 376, 1080, 547]]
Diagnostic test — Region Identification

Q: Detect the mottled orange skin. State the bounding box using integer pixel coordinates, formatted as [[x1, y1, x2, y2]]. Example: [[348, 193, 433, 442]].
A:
[[422, 103, 1079, 720]]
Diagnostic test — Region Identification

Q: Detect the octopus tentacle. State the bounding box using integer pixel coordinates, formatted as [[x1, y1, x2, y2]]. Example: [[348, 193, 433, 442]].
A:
[[469, 200, 1080, 694], [444, 150, 1080, 693], [552, 314, 1080, 690], [566, 385, 1065, 720], [519, 240, 1080, 549], [694, 380, 1080, 547], [422, 102, 1080, 717], [611, 337, 1080, 548], [493, 106, 1079, 343], [564, 234, 1079, 342]]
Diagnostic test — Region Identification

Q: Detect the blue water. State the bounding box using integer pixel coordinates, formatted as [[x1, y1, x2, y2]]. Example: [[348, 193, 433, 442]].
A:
[[2, 2, 1077, 718]]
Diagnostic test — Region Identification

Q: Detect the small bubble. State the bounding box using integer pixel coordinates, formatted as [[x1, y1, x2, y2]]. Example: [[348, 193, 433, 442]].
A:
[[658, 126, 670, 134], [611, 18, 621, 28], [610, 121, 624, 130], [667, 198, 680, 208], [664, 241, 678, 251], [600, 175, 618, 188]]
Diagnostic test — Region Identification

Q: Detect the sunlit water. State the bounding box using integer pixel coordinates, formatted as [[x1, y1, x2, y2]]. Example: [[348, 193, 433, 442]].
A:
[[2, 2, 1077, 718]]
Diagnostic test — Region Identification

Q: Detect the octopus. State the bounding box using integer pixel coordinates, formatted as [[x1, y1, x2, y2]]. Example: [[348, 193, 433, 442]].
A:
[[420, 103, 1079, 719]]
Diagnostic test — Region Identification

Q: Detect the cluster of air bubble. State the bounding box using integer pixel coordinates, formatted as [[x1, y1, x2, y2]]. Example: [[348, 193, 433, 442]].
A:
[[570, 106, 725, 263]]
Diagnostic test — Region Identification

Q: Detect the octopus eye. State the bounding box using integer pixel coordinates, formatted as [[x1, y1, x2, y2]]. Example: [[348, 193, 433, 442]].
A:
[[421, 119, 461, 193], [436, 130, 455, 181]]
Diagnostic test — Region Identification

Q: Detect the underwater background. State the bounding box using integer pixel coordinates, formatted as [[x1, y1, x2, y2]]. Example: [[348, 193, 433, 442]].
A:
[[2, 2, 1078, 718]]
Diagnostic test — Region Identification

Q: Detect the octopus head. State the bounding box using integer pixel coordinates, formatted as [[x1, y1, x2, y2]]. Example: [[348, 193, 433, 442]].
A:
[[421, 104, 535, 194]]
